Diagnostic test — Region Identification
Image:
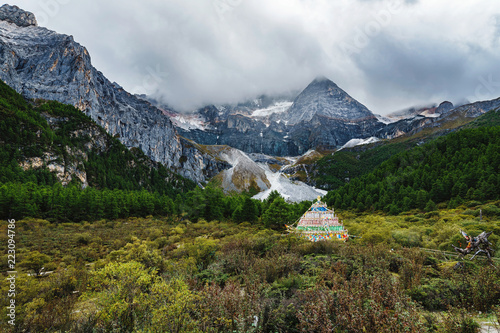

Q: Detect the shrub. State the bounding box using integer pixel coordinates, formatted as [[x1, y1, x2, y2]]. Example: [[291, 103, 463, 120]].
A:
[[463, 209, 479, 217], [19, 251, 51, 276], [74, 233, 91, 245], [82, 261, 157, 331], [297, 272, 425, 332], [392, 229, 422, 247], [481, 205, 500, 217], [408, 279, 458, 311], [442, 308, 480, 333]]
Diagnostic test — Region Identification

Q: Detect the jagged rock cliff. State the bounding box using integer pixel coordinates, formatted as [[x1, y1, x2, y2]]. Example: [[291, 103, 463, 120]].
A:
[[0, 4, 223, 184]]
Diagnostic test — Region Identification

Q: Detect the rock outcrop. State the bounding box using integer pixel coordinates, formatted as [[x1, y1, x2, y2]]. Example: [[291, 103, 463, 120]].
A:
[[19, 111, 109, 188], [436, 101, 454, 116], [0, 4, 37, 27]]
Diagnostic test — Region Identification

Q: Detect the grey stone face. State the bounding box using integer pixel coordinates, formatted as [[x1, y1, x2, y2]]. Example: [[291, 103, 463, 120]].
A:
[[436, 101, 454, 116], [0, 5, 37, 27], [281, 76, 376, 126], [0, 12, 227, 184]]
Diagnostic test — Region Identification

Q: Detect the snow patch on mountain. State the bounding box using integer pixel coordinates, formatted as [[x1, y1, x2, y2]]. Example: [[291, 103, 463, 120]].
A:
[[214, 147, 270, 193], [219, 148, 255, 167], [420, 110, 441, 118], [375, 114, 398, 124], [252, 165, 327, 203], [170, 113, 207, 131], [339, 137, 380, 150], [251, 101, 293, 117], [302, 150, 318, 158], [212, 147, 326, 201]]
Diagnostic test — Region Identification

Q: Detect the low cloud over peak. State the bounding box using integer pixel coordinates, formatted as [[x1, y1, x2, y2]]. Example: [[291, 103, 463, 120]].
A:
[[12, 0, 500, 114]]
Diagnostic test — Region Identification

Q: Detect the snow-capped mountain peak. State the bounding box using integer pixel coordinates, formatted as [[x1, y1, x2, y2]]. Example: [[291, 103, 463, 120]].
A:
[[279, 77, 377, 126]]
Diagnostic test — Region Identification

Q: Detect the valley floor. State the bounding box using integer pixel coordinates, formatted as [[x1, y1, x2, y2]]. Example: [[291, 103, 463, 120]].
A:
[[1, 201, 499, 332]]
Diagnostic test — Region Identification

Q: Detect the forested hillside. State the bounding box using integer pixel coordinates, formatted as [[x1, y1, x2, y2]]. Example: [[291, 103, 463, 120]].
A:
[[314, 140, 413, 190], [324, 114, 500, 214], [0, 79, 198, 223], [0, 80, 195, 194]]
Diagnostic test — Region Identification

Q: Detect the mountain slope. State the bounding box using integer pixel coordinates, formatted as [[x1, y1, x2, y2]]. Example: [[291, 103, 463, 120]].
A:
[[313, 103, 500, 192], [449, 97, 500, 118], [181, 143, 326, 202], [0, 4, 225, 184], [280, 76, 376, 125], [377, 98, 500, 141], [324, 111, 500, 213], [0, 79, 195, 195]]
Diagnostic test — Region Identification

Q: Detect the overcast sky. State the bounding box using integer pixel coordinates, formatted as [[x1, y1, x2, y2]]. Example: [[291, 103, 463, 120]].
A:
[[12, 0, 500, 114]]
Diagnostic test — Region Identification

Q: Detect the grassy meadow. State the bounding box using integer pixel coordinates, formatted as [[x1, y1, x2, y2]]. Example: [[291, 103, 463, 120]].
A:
[[1, 200, 499, 332]]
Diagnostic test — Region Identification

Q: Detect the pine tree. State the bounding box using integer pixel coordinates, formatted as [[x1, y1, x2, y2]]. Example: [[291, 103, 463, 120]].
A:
[[424, 199, 437, 212], [262, 197, 291, 229]]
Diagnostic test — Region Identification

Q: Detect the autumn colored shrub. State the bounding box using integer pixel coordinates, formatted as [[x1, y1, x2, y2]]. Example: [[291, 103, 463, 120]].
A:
[[0, 267, 87, 332], [1, 213, 498, 332], [297, 272, 425, 332], [441, 308, 480, 333], [198, 279, 266, 332]]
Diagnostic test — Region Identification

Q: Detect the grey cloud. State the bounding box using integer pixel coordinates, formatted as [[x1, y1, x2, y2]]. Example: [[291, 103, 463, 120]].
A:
[[494, 15, 500, 44], [352, 33, 500, 113], [11, 0, 500, 114], [358, 0, 418, 3]]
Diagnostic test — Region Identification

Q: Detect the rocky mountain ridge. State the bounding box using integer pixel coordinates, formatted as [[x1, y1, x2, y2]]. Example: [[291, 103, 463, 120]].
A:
[[377, 98, 500, 140], [175, 77, 500, 159], [0, 4, 225, 185], [0, 4, 36, 27], [174, 77, 386, 156]]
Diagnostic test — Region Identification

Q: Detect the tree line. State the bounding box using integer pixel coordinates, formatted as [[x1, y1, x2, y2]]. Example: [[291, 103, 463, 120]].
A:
[[0, 180, 312, 229]]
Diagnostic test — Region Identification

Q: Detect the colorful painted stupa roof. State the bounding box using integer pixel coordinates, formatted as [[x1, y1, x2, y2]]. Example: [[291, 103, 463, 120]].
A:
[[287, 197, 348, 242]]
